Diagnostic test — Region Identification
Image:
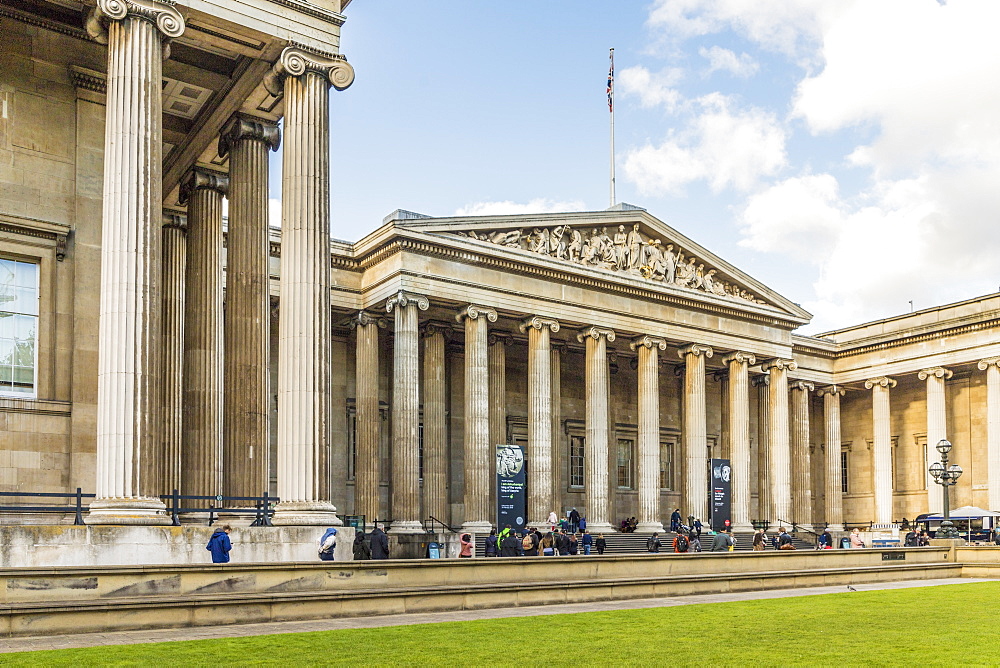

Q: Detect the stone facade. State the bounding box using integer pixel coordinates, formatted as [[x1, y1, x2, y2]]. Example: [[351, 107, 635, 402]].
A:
[[2, 1, 1000, 533]]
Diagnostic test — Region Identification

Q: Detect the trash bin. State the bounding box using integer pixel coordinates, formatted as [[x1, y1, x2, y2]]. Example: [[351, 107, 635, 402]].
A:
[[840, 537, 851, 550], [427, 542, 442, 559]]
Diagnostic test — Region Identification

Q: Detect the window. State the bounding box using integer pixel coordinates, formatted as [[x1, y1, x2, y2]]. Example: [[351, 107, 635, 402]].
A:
[[660, 441, 675, 490], [617, 438, 634, 489], [0, 259, 38, 396], [841, 450, 849, 494], [569, 435, 585, 487]]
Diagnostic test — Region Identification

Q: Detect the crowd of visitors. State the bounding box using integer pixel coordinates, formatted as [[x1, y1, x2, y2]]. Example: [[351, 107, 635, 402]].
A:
[[480, 524, 607, 557]]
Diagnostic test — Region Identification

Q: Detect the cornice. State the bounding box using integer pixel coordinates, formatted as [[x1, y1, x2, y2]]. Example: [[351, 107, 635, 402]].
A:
[[262, 0, 346, 26], [0, 213, 70, 260], [832, 316, 1000, 358], [0, 5, 91, 41]]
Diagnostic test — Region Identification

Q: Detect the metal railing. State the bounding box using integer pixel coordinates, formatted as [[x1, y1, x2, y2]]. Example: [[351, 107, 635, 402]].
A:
[[159, 490, 278, 527], [423, 515, 458, 534], [0, 488, 95, 525]]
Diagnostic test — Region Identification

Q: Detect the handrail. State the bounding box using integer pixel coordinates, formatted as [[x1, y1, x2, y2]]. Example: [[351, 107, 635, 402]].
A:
[[159, 489, 278, 527], [775, 519, 828, 539], [0, 488, 95, 525], [425, 515, 459, 534]]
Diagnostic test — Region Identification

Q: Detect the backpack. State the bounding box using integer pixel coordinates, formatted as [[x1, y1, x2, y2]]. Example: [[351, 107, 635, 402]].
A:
[[522, 534, 534, 550], [676, 534, 689, 552]]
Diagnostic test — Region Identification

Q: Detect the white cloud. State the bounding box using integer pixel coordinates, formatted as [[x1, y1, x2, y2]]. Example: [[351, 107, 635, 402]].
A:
[[269, 198, 282, 228], [617, 66, 683, 110], [699, 46, 758, 78], [454, 198, 587, 217], [623, 94, 786, 195]]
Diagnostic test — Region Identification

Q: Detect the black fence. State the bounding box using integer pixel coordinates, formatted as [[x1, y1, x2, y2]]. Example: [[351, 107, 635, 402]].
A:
[[159, 490, 278, 527], [0, 488, 95, 525]]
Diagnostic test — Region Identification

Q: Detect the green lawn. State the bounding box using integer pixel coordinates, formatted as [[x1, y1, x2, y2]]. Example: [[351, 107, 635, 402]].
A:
[[4, 582, 997, 667]]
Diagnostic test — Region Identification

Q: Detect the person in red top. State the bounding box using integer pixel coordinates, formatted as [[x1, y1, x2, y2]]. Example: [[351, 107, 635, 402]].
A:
[[672, 531, 690, 553], [459, 533, 474, 558]]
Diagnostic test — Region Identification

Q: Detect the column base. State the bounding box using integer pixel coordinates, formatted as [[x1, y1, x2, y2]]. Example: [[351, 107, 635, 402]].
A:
[[586, 521, 616, 534], [528, 521, 555, 531], [388, 520, 425, 534], [462, 520, 493, 534], [635, 521, 665, 533], [84, 498, 172, 526], [270, 501, 341, 526], [825, 523, 845, 533], [731, 522, 756, 533]]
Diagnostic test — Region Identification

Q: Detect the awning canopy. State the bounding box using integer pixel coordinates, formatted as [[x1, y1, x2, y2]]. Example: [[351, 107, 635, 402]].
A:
[[916, 506, 1000, 521]]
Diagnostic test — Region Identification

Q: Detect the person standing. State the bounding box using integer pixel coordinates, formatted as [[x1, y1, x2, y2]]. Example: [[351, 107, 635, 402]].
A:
[[547, 510, 558, 528], [849, 528, 865, 549], [521, 531, 537, 556], [582, 530, 593, 555], [317, 527, 338, 561], [569, 507, 581, 534], [540, 532, 556, 556], [752, 528, 767, 551], [353, 529, 371, 560], [693, 518, 703, 537], [370, 523, 390, 560], [646, 532, 662, 553], [500, 530, 521, 557], [670, 509, 682, 532], [672, 531, 690, 553], [904, 527, 918, 547], [689, 532, 703, 552], [777, 527, 795, 550], [459, 533, 474, 558], [485, 528, 499, 557], [710, 528, 734, 552], [595, 533, 607, 555], [568, 533, 579, 555], [207, 525, 232, 564]]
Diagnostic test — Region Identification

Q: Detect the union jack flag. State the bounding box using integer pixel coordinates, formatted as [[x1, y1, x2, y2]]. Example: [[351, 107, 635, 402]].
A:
[[607, 49, 614, 112]]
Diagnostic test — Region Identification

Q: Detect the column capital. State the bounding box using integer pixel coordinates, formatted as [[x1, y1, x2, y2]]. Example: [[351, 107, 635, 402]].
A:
[[789, 380, 815, 393], [420, 320, 452, 340], [751, 374, 770, 388], [87, 0, 185, 43], [712, 370, 728, 383], [162, 211, 186, 231], [179, 168, 229, 204], [721, 350, 756, 366], [488, 331, 514, 347], [519, 315, 560, 334], [264, 45, 355, 96], [918, 366, 953, 381], [385, 291, 429, 313], [677, 343, 713, 359], [979, 357, 1000, 371], [219, 113, 281, 158], [761, 358, 797, 373], [349, 310, 386, 330], [456, 304, 498, 324], [576, 326, 616, 343], [864, 376, 897, 389], [816, 384, 846, 398], [629, 335, 666, 352], [551, 340, 569, 354]]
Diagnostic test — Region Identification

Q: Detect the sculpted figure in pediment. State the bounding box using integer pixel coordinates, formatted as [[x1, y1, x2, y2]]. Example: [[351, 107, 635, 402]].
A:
[[581, 227, 601, 265], [599, 227, 617, 267], [626, 223, 643, 270], [567, 227, 583, 261], [529, 227, 550, 254], [613, 225, 628, 270], [550, 225, 567, 259], [663, 244, 677, 284]]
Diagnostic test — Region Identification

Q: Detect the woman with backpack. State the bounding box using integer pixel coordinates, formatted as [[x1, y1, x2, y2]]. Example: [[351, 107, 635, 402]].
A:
[[672, 531, 690, 553], [540, 532, 555, 556], [521, 531, 537, 556], [485, 528, 499, 557]]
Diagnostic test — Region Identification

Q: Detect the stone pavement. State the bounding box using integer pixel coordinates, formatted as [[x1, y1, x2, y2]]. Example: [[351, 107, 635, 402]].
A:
[[1, 577, 993, 654]]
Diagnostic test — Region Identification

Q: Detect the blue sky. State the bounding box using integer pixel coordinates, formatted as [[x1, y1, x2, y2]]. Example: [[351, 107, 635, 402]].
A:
[[267, 1, 1000, 333]]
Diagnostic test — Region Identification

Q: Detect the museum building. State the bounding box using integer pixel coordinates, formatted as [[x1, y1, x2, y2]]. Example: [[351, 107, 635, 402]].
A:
[[2, 0, 1000, 534]]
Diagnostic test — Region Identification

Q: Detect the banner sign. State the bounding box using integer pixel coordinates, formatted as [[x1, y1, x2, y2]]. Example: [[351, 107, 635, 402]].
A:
[[710, 458, 732, 531], [496, 444, 527, 533]]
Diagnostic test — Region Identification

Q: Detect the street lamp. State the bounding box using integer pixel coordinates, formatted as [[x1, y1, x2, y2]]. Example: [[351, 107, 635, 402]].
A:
[[928, 439, 963, 540]]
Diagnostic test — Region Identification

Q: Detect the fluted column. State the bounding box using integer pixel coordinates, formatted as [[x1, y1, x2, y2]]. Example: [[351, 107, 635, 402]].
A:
[[269, 46, 355, 526], [488, 331, 511, 512], [386, 291, 428, 533], [520, 316, 560, 527], [723, 352, 755, 531], [550, 342, 564, 509], [678, 343, 713, 523], [220, 115, 280, 500], [422, 322, 449, 524], [577, 326, 616, 533], [161, 212, 186, 494], [456, 305, 496, 531], [865, 376, 896, 525], [753, 374, 771, 523], [86, 0, 184, 525], [980, 358, 1000, 511], [790, 380, 814, 529], [632, 335, 667, 533], [762, 359, 795, 525], [817, 385, 845, 530], [179, 169, 228, 506], [351, 311, 384, 524], [919, 367, 952, 514]]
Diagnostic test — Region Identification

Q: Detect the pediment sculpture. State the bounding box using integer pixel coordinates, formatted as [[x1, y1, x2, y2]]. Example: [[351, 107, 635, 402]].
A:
[[456, 223, 768, 306]]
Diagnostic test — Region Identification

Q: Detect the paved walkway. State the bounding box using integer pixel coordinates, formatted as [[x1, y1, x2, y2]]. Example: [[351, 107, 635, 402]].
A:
[[1, 577, 994, 654]]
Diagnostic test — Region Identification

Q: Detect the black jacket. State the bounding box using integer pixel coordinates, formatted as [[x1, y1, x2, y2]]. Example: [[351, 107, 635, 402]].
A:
[[499, 534, 521, 557], [370, 528, 390, 559], [485, 535, 499, 556], [646, 536, 662, 553], [595, 536, 607, 552], [353, 532, 371, 560]]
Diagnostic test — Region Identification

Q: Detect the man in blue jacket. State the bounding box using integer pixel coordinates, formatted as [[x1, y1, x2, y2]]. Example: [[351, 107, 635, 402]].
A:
[[207, 525, 232, 563]]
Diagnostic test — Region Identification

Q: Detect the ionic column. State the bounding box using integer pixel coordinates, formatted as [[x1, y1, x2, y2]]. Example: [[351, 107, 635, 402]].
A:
[[978, 358, 1000, 511], [723, 352, 755, 532], [179, 169, 228, 505], [762, 359, 796, 525], [219, 115, 280, 500], [488, 331, 512, 511], [577, 326, 616, 533], [632, 335, 667, 533], [752, 374, 771, 523], [351, 311, 384, 524], [716, 371, 730, 461], [550, 342, 564, 508], [817, 385, 845, 530], [422, 322, 449, 524], [457, 305, 497, 532], [268, 46, 355, 526], [864, 376, 897, 525], [520, 316, 560, 527], [918, 367, 952, 513], [161, 212, 186, 494], [86, 0, 185, 525], [386, 291, 428, 533], [790, 380, 815, 529], [678, 343, 713, 523]]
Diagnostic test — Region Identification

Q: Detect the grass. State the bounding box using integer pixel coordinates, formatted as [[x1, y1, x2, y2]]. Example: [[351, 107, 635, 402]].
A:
[[4, 582, 998, 667]]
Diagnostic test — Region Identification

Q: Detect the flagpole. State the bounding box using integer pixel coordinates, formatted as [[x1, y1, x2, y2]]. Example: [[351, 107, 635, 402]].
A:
[[609, 47, 616, 207]]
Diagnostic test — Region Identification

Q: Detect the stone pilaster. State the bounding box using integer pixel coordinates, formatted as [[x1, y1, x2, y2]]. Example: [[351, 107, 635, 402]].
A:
[[457, 305, 497, 532], [270, 45, 354, 526], [577, 326, 616, 533], [723, 351, 755, 531], [86, 0, 184, 525], [979, 358, 1000, 511], [179, 168, 228, 506], [421, 322, 449, 524], [817, 385, 845, 530], [386, 291, 428, 533], [161, 212, 186, 494], [219, 114, 280, 500], [752, 374, 771, 523], [761, 359, 796, 526], [790, 380, 814, 529], [864, 376, 897, 525], [918, 367, 952, 514], [632, 335, 667, 533], [678, 343, 713, 523], [520, 316, 560, 527], [351, 311, 384, 525]]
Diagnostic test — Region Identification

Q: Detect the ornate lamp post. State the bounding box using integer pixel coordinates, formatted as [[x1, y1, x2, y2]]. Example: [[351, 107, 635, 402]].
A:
[[928, 439, 963, 539]]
